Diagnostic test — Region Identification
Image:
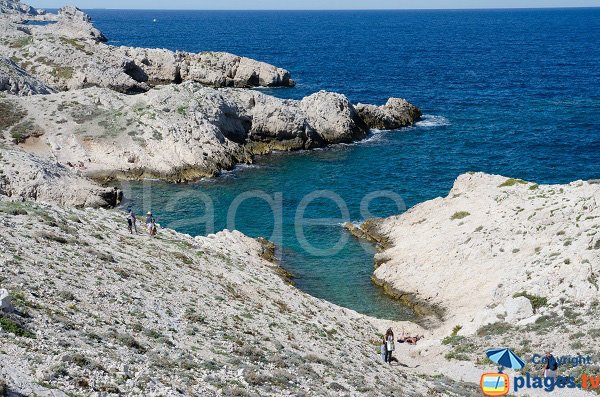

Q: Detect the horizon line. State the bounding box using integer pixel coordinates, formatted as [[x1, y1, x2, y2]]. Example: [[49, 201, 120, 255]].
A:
[[41, 5, 600, 11]]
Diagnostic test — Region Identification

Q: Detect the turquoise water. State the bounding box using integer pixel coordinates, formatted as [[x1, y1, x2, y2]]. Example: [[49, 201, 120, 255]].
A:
[[88, 8, 600, 320]]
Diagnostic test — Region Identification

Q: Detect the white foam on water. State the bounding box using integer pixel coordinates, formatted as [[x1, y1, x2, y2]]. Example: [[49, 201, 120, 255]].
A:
[[217, 163, 261, 178], [415, 114, 451, 128]]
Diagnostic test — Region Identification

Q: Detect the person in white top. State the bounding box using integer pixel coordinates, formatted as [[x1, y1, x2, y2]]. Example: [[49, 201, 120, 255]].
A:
[[384, 328, 395, 364]]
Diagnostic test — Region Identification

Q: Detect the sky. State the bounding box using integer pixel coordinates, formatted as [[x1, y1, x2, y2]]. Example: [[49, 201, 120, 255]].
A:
[[28, 0, 600, 10]]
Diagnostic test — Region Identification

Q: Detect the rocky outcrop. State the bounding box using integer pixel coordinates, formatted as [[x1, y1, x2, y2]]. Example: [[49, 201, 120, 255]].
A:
[[352, 172, 600, 335], [0, 0, 43, 15], [0, 56, 54, 95], [0, 4, 294, 93], [301, 90, 368, 144], [46, 5, 107, 42], [0, 149, 121, 207], [356, 98, 422, 130], [2, 82, 419, 182]]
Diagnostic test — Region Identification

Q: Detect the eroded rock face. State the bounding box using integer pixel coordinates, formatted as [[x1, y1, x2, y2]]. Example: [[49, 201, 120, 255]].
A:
[[0, 149, 121, 207], [1, 83, 421, 182], [0, 56, 54, 95], [0, 5, 294, 93], [356, 98, 422, 130]]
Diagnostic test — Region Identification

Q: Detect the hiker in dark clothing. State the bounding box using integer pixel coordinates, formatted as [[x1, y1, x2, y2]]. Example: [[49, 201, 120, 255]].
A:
[[543, 351, 558, 379], [126, 207, 137, 234]]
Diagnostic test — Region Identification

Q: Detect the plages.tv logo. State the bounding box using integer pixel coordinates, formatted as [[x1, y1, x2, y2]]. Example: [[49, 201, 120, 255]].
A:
[[480, 348, 525, 396]]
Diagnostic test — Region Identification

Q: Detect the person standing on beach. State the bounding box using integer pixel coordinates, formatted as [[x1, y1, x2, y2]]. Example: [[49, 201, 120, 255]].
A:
[[384, 328, 395, 364]]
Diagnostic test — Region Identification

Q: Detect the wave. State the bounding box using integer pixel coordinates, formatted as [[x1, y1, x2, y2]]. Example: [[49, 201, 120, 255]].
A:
[[415, 114, 450, 128], [215, 163, 261, 179]]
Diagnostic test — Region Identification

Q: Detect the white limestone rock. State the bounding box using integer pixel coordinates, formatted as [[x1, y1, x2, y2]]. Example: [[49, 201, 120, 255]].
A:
[[0, 288, 12, 312], [2, 83, 417, 182], [0, 148, 121, 207], [503, 296, 534, 323], [0, 56, 54, 95], [354, 172, 600, 335], [356, 97, 422, 130]]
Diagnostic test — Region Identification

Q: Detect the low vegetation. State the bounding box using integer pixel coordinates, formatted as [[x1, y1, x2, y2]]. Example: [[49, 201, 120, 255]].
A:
[[498, 178, 528, 187], [512, 291, 547, 312], [450, 211, 470, 220]]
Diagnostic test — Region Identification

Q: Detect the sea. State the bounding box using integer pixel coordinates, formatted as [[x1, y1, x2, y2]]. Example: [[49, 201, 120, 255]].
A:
[[86, 8, 600, 320]]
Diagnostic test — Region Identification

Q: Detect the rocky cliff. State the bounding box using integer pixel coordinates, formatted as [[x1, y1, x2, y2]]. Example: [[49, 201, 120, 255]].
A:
[[0, 148, 121, 207], [0, 0, 43, 15], [0, 56, 54, 95]]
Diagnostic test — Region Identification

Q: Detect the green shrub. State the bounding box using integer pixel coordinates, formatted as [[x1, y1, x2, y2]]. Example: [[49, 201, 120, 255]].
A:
[[10, 120, 44, 144], [0, 317, 35, 338], [513, 291, 547, 312], [498, 178, 528, 187], [0, 100, 26, 131], [450, 211, 470, 220], [477, 322, 513, 337]]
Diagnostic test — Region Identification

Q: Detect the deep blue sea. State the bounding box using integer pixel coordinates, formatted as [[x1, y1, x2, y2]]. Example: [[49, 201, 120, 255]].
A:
[[88, 8, 600, 320]]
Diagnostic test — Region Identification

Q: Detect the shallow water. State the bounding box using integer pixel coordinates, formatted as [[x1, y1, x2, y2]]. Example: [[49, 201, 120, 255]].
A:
[[90, 8, 600, 320]]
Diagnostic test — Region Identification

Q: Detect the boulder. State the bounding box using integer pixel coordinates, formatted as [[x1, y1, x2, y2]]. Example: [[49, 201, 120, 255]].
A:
[[504, 296, 534, 323], [0, 289, 12, 312], [300, 91, 368, 144], [356, 98, 422, 130]]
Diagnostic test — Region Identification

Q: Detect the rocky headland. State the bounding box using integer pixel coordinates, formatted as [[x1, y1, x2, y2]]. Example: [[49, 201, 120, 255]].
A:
[[0, 5, 294, 93], [1, 0, 421, 201], [1, 83, 418, 183]]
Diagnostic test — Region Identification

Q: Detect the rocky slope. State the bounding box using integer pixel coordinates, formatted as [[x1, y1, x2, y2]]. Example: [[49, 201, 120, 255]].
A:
[[348, 172, 600, 336], [0, 3, 293, 93], [0, 196, 480, 396], [0, 148, 121, 207], [1, 82, 419, 182], [0, 56, 54, 95]]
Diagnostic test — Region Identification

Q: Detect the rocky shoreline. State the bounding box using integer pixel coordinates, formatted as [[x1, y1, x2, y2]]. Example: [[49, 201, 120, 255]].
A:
[[348, 172, 600, 336], [4, 1, 598, 396]]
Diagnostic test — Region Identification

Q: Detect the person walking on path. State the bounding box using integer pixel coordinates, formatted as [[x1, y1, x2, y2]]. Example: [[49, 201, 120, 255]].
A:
[[126, 207, 138, 234], [384, 328, 395, 364]]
